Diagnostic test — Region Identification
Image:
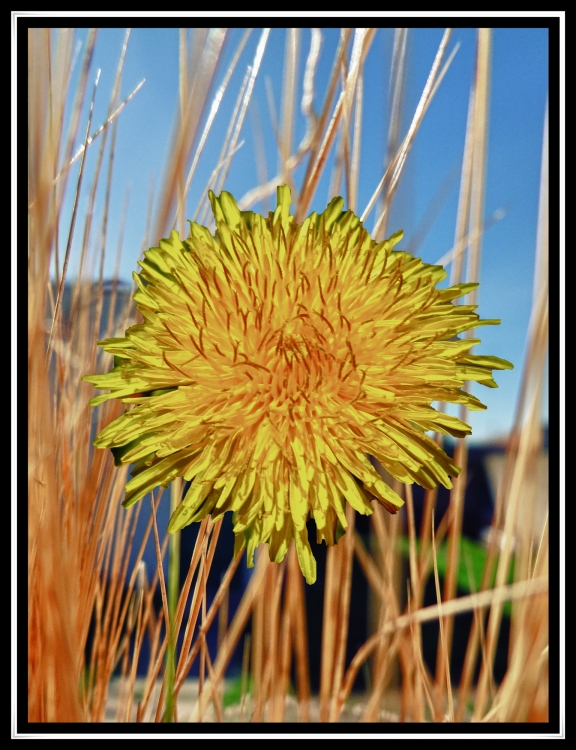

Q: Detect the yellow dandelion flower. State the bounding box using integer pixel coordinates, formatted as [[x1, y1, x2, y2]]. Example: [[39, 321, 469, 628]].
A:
[[84, 186, 512, 584]]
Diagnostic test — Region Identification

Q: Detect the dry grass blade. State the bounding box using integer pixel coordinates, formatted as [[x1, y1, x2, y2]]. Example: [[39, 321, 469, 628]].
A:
[[465, 29, 491, 304], [88, 33, 133, 365], [104, 186, 131, 339], [190, 551, 269, 722], [353, 530, 384, 596], [361, 28, 453, 225], [238, 27, 347, 213], [49, 78, 146, 199], [472, 104, 549, 721], [46, 68, 101, 363], [386, 40, 461, 209], [320, 539, 340, 721], [328, 505, 356, 722], [349, 72, 363, 213], [475, 290, 548, 717], [28, 29, 98, 214], [296, 28, 375, 222], [279, 28, 299, 189], [404, 485, 425, 721], [434, 439, 466, 707], [152, 28, 227, 242], [250, 99, 271, 213], [253, 559, 287, 721], [28, 28, 138, 722], [340, 575, 548, 706], [368, 493, 403, 711], [376, 27, 408, 241], [201, 28, 270, 227], [286, 543, 311, 722], [432, 29, 490, 717], [195, 29, 269, 226], [239, 634, 251, 721], [432, 513, 454, 722], [301, 28, 322, 149], [172, 28, 252, 230], [173, 519, 213, 691]]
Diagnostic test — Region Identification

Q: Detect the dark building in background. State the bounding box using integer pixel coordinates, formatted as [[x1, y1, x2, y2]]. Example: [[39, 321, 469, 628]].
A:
[[409, 441, 503, 686]]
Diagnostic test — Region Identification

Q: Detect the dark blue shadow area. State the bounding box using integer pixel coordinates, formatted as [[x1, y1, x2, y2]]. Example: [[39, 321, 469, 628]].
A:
[[301, 513, 372, 694], [133, 511, 247, 678], [397, 438, 517, 686], [407, 440, 496, 542], [86, 431, 548, 688]]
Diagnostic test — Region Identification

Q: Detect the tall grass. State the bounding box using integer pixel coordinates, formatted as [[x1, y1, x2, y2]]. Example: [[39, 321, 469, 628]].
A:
[[27, 26, 549, 723]]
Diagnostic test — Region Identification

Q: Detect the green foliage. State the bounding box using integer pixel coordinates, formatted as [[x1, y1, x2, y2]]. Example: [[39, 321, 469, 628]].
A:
[[223, 673, 253, 708], [399, 535, 515, 617]]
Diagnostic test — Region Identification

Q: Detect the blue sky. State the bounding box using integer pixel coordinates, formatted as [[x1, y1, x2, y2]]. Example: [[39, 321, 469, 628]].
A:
[[60, 26, 549, 443]]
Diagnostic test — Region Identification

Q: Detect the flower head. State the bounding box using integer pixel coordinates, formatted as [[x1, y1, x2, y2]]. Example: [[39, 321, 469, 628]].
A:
[[84, 187, 512, 583]]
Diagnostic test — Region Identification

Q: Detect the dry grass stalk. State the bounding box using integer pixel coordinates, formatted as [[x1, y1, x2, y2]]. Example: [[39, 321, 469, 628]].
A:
[[152, 28, 227, 242], [362, 28, 453, 228], [472, 101, 549, 722], [427, 27, 490, 719], [28, 27, 142, 723], [376, 27, 408, 242]]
